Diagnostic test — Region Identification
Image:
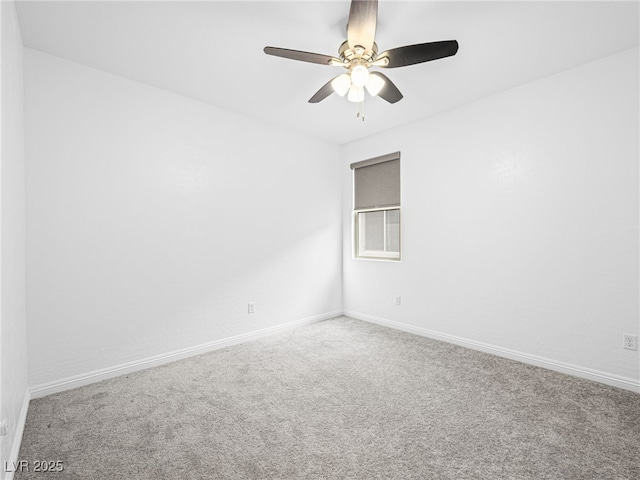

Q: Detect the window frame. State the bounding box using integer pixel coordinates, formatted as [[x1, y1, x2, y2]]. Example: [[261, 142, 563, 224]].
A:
[[353, 206, 401, 261], [351, 151, 401, 262]]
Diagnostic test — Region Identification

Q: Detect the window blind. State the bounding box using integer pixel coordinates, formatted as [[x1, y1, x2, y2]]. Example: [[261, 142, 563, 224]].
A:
[[350, 152, 400, 210]]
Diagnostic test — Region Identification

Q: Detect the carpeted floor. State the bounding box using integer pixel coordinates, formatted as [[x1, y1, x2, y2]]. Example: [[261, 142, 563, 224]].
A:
[[15, 316, 640, 479]]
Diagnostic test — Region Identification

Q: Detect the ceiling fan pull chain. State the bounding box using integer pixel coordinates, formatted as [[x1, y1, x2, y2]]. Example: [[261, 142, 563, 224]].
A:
[[357, 98, 365, 121]]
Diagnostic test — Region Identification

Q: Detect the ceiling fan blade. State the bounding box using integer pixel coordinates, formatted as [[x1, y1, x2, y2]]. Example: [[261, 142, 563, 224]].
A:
[[347, 0, 378, 51], [264, 47, 339, 66], [372, 72, 403, 104], [378, 40, 459, 68], [308, 78, 337, 103]]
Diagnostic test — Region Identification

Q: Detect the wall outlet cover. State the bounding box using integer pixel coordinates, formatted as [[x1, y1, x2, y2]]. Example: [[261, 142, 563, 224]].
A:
[[623, 334, 637, 351]]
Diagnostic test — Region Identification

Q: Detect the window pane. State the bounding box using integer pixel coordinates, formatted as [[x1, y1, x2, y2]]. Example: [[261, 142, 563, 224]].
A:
[[361, 211, 384, 252], [385, 209, 400, 253]]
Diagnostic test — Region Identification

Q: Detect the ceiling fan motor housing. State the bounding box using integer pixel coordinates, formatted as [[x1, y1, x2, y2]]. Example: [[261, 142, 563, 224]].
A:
[[339, 40, 378, 64]]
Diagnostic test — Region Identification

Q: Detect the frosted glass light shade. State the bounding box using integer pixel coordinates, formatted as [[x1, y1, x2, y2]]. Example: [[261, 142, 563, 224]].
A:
[[347, 85, 364, 103], [331, 74, 351, 96], [366, 73, 386, 97], [350, 65, 370, 87]]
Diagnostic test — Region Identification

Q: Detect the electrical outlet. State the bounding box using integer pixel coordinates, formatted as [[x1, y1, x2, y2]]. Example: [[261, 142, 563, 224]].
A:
[[623, 334, 637, 351], [394, 296, 401, 306], [248, 302, 255, 314]]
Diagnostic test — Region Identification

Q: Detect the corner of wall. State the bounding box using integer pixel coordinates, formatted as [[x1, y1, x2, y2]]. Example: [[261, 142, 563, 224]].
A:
[[1, 0, 29, 473]]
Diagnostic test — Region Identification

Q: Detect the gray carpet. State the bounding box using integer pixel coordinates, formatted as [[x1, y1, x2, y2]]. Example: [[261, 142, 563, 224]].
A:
[[16, 316, 640, 479]]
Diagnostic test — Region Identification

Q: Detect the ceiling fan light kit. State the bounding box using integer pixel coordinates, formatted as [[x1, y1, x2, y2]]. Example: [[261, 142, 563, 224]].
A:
[[348, 84, 365, 103], [264, 0, 459, 120], [350, 63, 370, 87], [331, 73, 351, 96], [365, 73, 385, 97]]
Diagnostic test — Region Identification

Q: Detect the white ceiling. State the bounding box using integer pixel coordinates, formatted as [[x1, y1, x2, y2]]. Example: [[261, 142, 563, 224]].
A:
[[15, 0, 640, 145]]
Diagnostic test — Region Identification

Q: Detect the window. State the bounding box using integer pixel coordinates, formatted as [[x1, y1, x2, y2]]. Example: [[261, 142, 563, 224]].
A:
[[356, 208, 400, 259], [351, 152, 400, 260]]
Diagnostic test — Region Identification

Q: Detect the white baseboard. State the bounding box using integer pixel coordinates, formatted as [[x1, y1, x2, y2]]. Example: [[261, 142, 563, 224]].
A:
[[345, 310, 640, 393], [28, 308, 639, 399], [29, 310, 341, 399], [3, 391, 30, 480]]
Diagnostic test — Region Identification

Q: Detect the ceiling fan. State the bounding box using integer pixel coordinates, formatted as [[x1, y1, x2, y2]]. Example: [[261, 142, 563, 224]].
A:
[[264, 0, 458, 115]]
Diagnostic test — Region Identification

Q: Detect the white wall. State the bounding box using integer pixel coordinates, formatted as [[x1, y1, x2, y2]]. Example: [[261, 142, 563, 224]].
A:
[[342, 48, 639, 391], [24, 49, 342, 392], [1, 0, 29, 473], [19, 32, 640, 400]]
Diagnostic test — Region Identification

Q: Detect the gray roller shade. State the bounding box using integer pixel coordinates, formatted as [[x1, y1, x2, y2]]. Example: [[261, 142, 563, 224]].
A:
[[351, 152, 400, 210]]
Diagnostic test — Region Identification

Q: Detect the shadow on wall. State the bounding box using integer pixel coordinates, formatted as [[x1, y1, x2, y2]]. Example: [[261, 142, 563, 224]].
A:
[[27, 222, 343, 389]]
